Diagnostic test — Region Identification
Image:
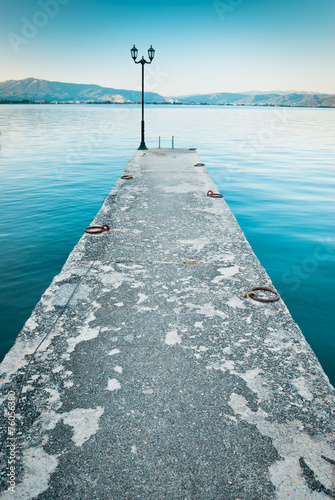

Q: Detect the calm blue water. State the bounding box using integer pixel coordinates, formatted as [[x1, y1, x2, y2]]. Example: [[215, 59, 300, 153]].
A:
[[0, 105, 334, 386]]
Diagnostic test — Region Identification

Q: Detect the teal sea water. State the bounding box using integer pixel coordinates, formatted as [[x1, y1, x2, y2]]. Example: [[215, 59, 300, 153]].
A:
[[0, 104, 334, 385]]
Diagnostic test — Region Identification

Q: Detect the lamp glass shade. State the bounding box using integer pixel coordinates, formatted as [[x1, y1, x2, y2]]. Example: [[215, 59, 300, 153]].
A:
[[148, 45, 155, 61], [131, 45, 138, 60]]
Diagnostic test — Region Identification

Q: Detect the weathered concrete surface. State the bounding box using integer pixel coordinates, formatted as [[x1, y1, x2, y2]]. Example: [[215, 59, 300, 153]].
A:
[[0, 148, 334, 499]]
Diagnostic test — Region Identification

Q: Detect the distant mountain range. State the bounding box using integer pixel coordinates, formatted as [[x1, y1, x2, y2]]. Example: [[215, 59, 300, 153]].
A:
[[0, 78, 164, 104], [0, 78, 334, 107], [172, 92, 335, 107]]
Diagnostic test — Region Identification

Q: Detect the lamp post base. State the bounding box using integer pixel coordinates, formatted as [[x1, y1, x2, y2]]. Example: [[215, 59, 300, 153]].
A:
[[138, 142, 148, 150]]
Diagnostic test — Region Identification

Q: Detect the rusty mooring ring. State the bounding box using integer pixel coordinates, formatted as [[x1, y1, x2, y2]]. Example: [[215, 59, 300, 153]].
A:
[[207, 190, 223, 198], [84, 225, 110, 234], [243, 287, 280, 303]]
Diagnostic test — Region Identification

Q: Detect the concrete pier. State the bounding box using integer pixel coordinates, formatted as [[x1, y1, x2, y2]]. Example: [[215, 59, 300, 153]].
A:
[[0, 148, 334, 499]]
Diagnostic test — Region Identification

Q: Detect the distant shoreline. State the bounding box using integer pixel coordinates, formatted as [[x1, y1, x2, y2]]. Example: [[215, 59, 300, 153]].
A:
[[2, 79, 334, 108], [0, 100, 334, 108]]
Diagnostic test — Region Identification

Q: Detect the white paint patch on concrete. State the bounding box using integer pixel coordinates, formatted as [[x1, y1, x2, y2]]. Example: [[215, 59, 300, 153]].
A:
[[165, 295, 178, 303], [67, 327, 100, 354], [101, 270, 131, 289], [165, 330, 182, 346], [53, 271, 73, 283], [178, 238, 210, 251], [114, 366, 123, 374], [63, 380, 74, 388], [22, 385, 34, 393], [186, 302, 228, 320], [108, 349, 121, 356], [101, 265, 117, 273], [52, 366, 63, 374], [0, 447, 59, 500], [212, 265, 239, 283], [237, 368, 270, 401], [264, 329, 296, 353], [91, 300, 101, 309], [137, 305, 159, 313], [199, 346, 209, 352], [292, 377, 314, 401], [229, 393, 254, 415], [45, 388, 61, 406], [227, 296, 246, 309], [107, 378, 121, 391], [180, 276, 192, 282], [221, 360, 235, 371], [228, 393, 334, 499], [222, 253, 236, 263], [25, 317, 38, 331], [62, 407, 104, 447], [136, 293, 148, 304], [41, 412, 62, 431], [222, 346, 232, 355], [80, 306, 99, 326]]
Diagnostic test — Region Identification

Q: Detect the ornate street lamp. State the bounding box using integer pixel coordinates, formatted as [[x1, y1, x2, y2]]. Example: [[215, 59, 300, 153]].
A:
[[131, 44, 155, 150]]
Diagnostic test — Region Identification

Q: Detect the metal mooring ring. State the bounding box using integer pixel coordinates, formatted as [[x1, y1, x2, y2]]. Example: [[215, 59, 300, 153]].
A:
[[243, 287, 280, 303], [207, 190, 223, 198], [84, 225, 110, 234], [121, 175, 133, 180]]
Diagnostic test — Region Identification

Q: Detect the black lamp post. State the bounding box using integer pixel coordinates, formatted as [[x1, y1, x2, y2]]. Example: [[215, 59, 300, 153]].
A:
[[131, 44, 155, 150]]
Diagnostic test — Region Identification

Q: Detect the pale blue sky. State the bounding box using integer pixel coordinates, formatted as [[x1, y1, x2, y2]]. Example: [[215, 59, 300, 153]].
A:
[[1, 0, 334, 95]]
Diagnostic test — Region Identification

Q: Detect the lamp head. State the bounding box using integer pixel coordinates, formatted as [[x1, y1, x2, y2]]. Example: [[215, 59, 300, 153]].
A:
[[148, 45, 155, 61], [131, 45, 138, 61]]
